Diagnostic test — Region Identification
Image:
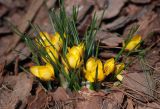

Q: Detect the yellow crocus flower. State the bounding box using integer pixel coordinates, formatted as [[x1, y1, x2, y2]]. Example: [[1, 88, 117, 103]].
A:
[[115, 63, 125, 81], [66, 52, 81, 69], [85, 57, 97, 72], [104, 58, 115, 76], [30, 64, 55, 81], [63, 43, 84, 69], [68, 43, 85, 57], [51, 32, 64, 51], [84, 57, 105, 82], [124, 35, 142, 51]]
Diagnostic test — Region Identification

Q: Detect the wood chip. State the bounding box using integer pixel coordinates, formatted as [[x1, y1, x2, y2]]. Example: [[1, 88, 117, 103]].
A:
[[123, 72, 155, 102], [96, 0, 127, 19], [0, 5, 8, 17], [131, 0, 151, 4], [6, 0, 44, 54], [0, 73, 33, 109]]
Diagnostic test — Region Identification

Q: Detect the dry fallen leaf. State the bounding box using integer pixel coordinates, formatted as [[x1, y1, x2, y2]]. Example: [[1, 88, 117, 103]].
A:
[[0, 72, 33, 109], [126, 99, 134, 109], [27, 87, 48, 109], [123, 72, 155, 102], [131, 0, 151, 4], [102, 91, 124, 109], [101, 36, 123, 47], [137, 102, 160, 109], [51, 87, 70, 101], [0, 4, 8, 18], [96, 0, 127, 19], [76, 96, 103, 109]]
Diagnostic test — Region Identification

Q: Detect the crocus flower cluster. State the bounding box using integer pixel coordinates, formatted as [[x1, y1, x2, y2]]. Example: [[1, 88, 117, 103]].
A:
[[30, 32, 63, 81], [29, 32, 142, 86], [83, 57, 125, 82]]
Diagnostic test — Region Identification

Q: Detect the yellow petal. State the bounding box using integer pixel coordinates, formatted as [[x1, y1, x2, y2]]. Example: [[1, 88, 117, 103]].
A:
[[86, 57, 97, 72], [51, 32, 63, 51], [116, 74, 123, 81], [36, 32, 51, 47], [39, 32, 50, 41], [66, 53, 80, 69], [104, 58, 115, 76], [95, 68, 105, 82], [84, 57, 105, 82], [85, 71, 94, 82], [96, 59, 103, 70], [68, 46, 80, 56], [30, 66, 41, 78], [76, 43, 85, 57], [125, 35, 142, 51], [29, 64, 55, 81], [68, 43, 85, 57], [85, 68, 105, 82], [38, 65, 54, 81], [39, 32, 51, 46]]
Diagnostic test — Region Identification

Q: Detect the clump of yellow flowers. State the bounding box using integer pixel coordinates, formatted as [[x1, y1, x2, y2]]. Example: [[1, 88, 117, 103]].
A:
[[29, 31, 142, 90], [30, 32, 63, 81], [83, 57, 125, 82]]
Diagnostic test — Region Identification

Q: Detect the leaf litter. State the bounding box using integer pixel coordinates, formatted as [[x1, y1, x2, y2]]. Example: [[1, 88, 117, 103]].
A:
[[0, 0, 160, 109]]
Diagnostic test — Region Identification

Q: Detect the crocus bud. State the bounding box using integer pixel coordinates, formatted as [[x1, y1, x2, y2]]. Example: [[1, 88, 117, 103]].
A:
[[115, 63, 125, 81], [124, 35, 142, 51], [65, 43, 84, 69], [104, 58, 115, 76], [51, 32, 64, 51], [30, 64, 55, 81], [68, 43, 85, 57]]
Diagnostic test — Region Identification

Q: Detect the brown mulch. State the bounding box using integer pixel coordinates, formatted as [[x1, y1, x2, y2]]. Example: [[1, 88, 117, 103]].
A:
[[0, 0, 160, 109]]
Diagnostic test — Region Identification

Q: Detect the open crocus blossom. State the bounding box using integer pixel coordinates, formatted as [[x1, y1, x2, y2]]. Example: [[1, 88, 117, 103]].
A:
[[124, 34, 142, 51], [115, 63, 125, 81], [104, 58, 115, 76], [84, 57, 105, 82], [30, 64, 55, 81]]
